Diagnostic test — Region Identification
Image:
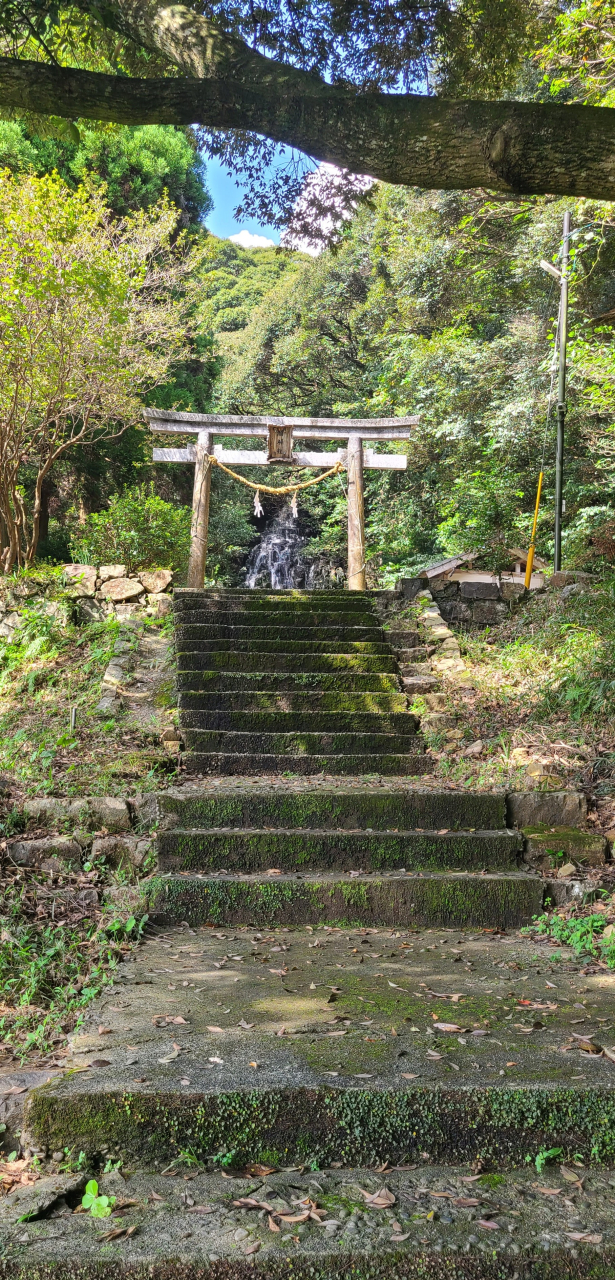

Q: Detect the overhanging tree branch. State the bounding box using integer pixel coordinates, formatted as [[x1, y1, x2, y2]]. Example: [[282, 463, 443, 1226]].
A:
[[1, 52, 615, 197]]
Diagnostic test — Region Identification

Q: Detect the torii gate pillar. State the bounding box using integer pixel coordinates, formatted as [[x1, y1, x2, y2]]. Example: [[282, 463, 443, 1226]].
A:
[[187, 430, 212, 588], [347, 435, 366, 591]]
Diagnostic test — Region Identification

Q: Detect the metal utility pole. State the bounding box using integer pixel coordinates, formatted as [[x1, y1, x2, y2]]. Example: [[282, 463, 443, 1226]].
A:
[[554, 211, 571, 571]]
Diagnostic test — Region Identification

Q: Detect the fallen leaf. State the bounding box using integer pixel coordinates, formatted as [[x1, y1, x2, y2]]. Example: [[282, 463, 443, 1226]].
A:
[[158, 1048, 180, 1063], [388, 982, 406, 990], [268, 1215, 280, 1232], [390, 1232, 410, 1241], [478, 1219, 500, 1230], [534, 1185, 563, 1196], [206, 1026, 225, 1034], [239, 1020, 254, 1029], [269, 969, 288, 977], [0, 1085, 26, 1095], [186, 1205, 214, 1215], [244, 1242, 261, 1255], [401, 1073, 420, 1079], [566, 1232, 603, 1244], [432, 1022, 463, 1033], [461, 1175, 483, 1183], [561, 1165, 584, 1184], [358, 1186, 395, 1208], [454, 1197, 480, 1207], [97, 1224, 138, 1242], [88, 1060, 111, 1068], [98, 1026, 112, 1036], [426, 1050, 442, 1059], [208, 1056, 224, 1065]]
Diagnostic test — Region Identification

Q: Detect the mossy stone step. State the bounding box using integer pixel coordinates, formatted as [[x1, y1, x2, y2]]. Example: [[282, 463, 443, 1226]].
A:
[[149, 870, 541, 929], [176, 671, 402, 693], [171, 620, 386, 639], [6, 1164, 615, 1279], [157, 826, 521, 874], [178, 690, 410, 712], [182, 729, 424, 755], [27, 923, 615, 1177], [176, 651, 399, 674], [158, 785, 506, 830], [180, 710, 418, 733], [175, 633, 392, 655], [183, 751, 432, 775], [174, 603, 379, 623]]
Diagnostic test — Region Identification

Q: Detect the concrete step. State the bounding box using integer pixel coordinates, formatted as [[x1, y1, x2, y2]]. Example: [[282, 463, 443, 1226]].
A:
[[175, 632, 392, 654], [174, 604, 378, 624], [176, 651, 399, 673], [385, 629, 422, 645], [183, 751, 433, 775], [6, 1162, 612, 1277], [157, 826, 521, 874], [171, 620, 386, 639], [181, 729, 424, 755], [179, 710, 419, 734], [177, 690, 410, 713], [158, 785, 507, 830], [176, 671, 402, 693], [26, 921, 615, 1177], [149, 870, 541, 929]]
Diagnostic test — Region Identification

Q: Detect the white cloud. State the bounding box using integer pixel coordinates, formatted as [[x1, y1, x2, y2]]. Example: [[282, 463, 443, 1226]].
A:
[[228, 230, 277, 249]]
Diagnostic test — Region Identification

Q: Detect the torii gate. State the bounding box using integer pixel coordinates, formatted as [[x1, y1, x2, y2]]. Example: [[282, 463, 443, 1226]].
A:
[[143, 408, 419, 590]]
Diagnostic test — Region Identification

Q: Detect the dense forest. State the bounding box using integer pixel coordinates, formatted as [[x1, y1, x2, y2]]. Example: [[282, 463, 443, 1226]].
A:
[[2, 1, 615, 583]]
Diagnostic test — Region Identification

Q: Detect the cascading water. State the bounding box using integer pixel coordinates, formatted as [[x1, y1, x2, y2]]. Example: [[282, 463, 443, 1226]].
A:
[[244, 505, 310, 589]]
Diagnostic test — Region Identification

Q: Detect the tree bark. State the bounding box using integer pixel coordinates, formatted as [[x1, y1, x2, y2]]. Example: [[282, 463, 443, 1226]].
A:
[[2, 52, 615, 198]]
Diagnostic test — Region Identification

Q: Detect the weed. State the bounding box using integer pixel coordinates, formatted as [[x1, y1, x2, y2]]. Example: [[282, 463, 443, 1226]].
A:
[[525, 911, 615, 967], [81, 1179, 116, 1218], [531, 1146, 564, 1173]]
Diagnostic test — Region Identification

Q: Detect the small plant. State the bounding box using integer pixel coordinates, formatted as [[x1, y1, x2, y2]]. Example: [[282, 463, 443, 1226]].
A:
[[529, 1146, 563, 1173], [81, 1179, 116, 1218]]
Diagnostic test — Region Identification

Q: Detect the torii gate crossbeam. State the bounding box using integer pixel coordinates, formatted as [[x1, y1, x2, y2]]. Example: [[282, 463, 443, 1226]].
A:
[[143, 408, 418, 590]]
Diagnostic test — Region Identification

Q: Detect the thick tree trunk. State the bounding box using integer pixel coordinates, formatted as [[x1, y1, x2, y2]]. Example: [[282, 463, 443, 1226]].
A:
[[1, 52, 615, 198]]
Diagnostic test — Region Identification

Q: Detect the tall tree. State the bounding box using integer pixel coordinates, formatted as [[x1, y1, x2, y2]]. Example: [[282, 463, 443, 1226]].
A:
[[0, 2, 612, 203]]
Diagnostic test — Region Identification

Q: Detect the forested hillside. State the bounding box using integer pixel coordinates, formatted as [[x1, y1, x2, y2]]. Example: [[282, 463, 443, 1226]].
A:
[[213, 186, 615, 584]]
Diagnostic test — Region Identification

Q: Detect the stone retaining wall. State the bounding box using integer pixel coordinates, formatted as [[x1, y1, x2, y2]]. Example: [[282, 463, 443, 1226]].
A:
[[0, 564, 173, 640]]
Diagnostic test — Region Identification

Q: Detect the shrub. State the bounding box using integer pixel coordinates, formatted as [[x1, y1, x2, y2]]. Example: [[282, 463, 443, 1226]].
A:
[[70, 486, 192, 576]]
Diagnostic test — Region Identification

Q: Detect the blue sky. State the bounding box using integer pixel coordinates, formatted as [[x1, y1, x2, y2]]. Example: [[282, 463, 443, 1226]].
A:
[[204, 156, 281, 244]]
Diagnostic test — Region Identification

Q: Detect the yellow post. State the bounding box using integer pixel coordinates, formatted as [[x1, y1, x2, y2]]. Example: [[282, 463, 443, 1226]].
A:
[[524, 471, 544, 589]]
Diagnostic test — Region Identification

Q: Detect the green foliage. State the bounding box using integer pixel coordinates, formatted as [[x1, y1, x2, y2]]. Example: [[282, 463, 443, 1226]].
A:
[[0, 121, 211, 224], [532, 1146, 564, 1173], [538, 0, 615, 105], [81, 1179, 116, 1218], [527, 910, 615, 967], [70, 485, 192, 576], [197, 238, 301, 334]]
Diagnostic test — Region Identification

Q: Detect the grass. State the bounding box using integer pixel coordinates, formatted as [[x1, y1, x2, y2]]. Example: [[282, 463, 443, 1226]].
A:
[[0, 860, 149, 1061], [524, 904, 615, 967], [401, 577, 615, 816], [0, 587, 175, 797]]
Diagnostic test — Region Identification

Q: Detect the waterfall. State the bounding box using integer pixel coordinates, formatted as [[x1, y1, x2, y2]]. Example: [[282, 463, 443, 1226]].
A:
[[244, 505, 310, 589]]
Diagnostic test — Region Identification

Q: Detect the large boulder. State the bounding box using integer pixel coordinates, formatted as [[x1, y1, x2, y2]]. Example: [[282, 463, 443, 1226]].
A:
[[63, 564, 96, 597], [139, 569, 172, 594], [99, 565, 126, 582], [100, 578, 145, 602]]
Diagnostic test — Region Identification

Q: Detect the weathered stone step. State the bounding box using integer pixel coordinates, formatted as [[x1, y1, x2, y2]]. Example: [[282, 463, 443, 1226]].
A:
[[176, 670, 402, 693], [157, 827, 521, 874], [178, 690, 410, 713], [175, 632, 392, 655], [7, 1162, 613, 1278], [176, 651, 398, 673], [149, 870, 541, 928], [174, 603, 378, 623], [179, 710, 418, 733], [385, 629, 422, 645], [171, 620, 386, 639], [158, 784, 506, 830], [182, 729, 424, 755], [28, 922, 615, 1179], [183, 751, 432, 775]]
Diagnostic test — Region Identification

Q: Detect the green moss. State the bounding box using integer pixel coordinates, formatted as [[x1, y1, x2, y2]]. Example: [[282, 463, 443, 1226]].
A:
[[27, 1080, 615, 1168]]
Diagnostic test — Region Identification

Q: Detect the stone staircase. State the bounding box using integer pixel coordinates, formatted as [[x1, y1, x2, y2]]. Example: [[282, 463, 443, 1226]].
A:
[[175, 587, 431, 775], [8, 588, 612, 1279]]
